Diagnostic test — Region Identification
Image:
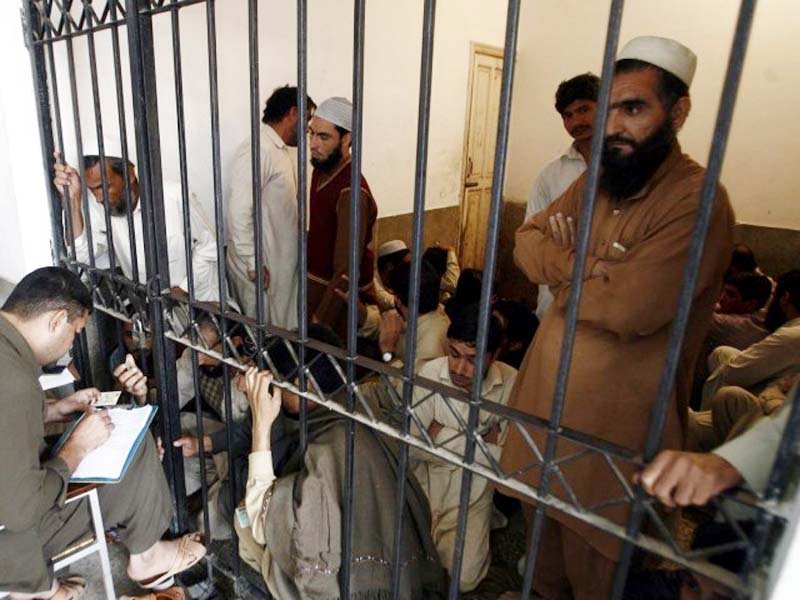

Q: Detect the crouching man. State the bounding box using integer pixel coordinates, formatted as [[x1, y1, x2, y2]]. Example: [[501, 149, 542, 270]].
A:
[[0, 267, 205, 599]]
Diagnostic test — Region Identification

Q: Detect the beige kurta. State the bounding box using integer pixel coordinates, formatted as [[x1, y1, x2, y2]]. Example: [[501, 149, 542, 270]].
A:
[[411, 357, 517, 591], [499, 143, 735, 560]]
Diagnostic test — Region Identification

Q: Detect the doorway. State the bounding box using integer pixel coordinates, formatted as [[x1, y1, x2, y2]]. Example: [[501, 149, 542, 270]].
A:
[[458, 43, 504, 270]]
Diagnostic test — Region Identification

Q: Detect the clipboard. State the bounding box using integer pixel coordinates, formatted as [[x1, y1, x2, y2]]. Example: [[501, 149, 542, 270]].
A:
[[54, 405, 158, 483]]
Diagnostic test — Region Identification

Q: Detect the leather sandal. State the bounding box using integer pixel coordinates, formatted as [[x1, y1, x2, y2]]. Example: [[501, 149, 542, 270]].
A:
[[50, 576, 87, 600], [135, 533, 206, 590], [118, 585, 186, 600]]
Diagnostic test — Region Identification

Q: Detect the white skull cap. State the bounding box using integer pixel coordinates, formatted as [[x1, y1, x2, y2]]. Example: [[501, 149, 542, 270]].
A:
[[314, 96, 353, 132], [618, 36, 697, 87], [378, 240, 408, 258]]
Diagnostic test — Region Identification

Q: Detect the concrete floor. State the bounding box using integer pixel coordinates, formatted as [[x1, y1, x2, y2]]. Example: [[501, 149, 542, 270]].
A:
[[62, 499, 529, 600]]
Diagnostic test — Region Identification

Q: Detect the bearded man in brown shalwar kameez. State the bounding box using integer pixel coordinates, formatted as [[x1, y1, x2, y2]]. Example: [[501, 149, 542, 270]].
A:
[[499, 36, 735, 600]]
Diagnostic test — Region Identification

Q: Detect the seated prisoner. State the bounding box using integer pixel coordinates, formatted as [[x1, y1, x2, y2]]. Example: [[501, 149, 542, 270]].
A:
[[379, 259, 449, 371], [0, 267, 205, 599], [639, 388, 798, 505], [235, 340, 445, 598], [422, 243, 461, 304], [701, 270, 800, 406], [53, 145, 221, 301], [173, 325, 338, 541], [492, 298, 539, 370], [697, 270, 800, 437], [411, 303, 517, 591], [690, 270, 772, 407]]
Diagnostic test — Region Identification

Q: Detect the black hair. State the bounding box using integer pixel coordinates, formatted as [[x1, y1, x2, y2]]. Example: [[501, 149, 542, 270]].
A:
[[334, 125, 349, 138], [729, 243, 758, 274], [389, 260, 441, 314], [377, 248, 410, 278], [422, 246, 448, 279], [724, 272, 772, 310], [262, 85, 317, 125], [266, 323, 344, 395], [83, 155, 134, 178], [615, 58, 689, 110], [2, 266, 92, 322], [446, 302, 503, 355], [444, 268, 484, 320], [555, 72, 600, 114], [492, 298, 539, 368], [775, 269, 800, 312]]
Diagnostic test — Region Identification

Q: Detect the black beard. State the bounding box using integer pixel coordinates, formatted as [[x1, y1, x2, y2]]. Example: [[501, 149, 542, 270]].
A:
[[110, 195, 129, 217], [599, 119, 675, 200], [310, 145, 343, 172], [764, 298, 787, 332]]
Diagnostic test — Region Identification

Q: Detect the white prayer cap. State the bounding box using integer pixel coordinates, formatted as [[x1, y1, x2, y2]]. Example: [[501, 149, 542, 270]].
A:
[[315, 96, 353, 132], [378, 240, 408, 258], [618, 36, 697, 87]]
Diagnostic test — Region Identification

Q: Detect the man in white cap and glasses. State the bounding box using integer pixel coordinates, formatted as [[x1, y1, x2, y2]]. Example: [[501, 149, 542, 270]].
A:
[[306, 96, 378, 337], [52, 140, 221, 302], [499, 37, 735, 599]]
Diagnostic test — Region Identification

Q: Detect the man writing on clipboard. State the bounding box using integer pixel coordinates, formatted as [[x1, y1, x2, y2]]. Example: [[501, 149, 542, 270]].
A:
[[0, 267, 205, 599]]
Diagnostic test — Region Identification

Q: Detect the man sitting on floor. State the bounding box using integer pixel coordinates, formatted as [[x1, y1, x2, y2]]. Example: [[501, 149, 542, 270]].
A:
[[235, 331, 445, 598], [378, 259, 450, 372], [0, 267, 204, 599], [700, 269, 800, 410], [689, 270, 800, 450], [411, 303, 517, 592]]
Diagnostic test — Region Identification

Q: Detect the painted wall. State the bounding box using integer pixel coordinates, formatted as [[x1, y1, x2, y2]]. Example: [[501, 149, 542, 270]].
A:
[[0, 0, 54, 283], [505, 0, 800, 230], [55, 0, 507, 223]]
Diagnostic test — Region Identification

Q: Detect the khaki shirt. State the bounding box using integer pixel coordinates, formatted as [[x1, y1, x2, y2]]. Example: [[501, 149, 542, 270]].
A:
[[0, 314, 71, 592], [0, 314, 70, 532]]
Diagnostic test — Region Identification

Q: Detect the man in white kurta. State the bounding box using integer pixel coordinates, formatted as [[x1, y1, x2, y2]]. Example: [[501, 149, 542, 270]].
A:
[[525, 73, 598, 319], [55, 154, 220, 302], [225, 86, 315, 329], [410, 309, 516, 591]]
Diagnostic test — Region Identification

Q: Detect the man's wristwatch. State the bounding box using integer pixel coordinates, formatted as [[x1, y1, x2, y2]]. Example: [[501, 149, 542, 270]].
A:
[[382, 351, 394, 363]]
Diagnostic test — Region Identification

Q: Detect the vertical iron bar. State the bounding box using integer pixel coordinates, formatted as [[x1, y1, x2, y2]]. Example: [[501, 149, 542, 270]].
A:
[[64, 11, 97, 270], [204, 0, 240, 574], [62, 0, 96, 388], [83, 0, 118, 275], [126, 0, 187, 533], [296, 0, 309, 454], [248, 0, 266, 370], [341, 0, 366, 595], [447, 1, 521, 597], [24, 0, 66, 265], [517, 2, 623, 597], [610, 2, 757, 597], [169, 2, 212, 577], [45, 38, 77, 263], [389, 1, 436, 597], [109, 0, 140, 284]]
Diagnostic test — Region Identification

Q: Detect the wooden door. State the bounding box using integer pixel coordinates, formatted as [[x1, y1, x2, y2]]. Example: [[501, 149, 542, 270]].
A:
[[458, 45, 503, 269]]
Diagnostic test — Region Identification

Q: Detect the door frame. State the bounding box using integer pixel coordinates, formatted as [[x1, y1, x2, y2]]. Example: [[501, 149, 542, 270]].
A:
[[457, 42, 504, 265]]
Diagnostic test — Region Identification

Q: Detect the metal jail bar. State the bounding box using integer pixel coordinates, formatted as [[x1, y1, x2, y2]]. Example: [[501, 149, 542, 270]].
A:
[[21, 0, 800, 598]]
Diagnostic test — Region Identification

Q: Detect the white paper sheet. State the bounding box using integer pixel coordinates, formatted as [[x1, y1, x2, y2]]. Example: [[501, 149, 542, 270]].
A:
[[39, 368, 75, 391], [70, 406, 155, 482]]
